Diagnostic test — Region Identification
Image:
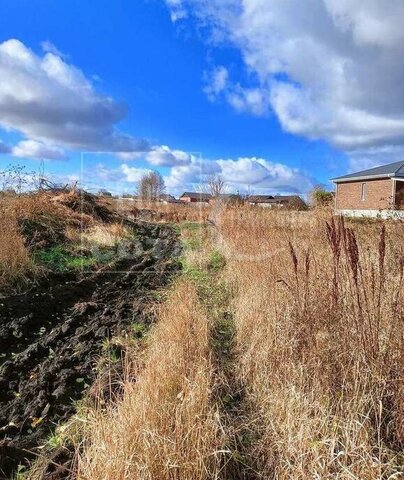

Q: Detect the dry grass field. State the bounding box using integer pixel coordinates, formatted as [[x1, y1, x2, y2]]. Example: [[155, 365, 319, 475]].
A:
[[69, 205, 403, 480], [1, 194, 403, 479], [218, 208, 404, 479]]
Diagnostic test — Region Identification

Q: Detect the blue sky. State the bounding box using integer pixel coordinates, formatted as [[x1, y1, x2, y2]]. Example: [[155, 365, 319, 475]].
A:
[[0, 0, 403, 196]]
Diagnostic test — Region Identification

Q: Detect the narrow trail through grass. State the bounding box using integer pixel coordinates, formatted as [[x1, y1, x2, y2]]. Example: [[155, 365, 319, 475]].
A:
[[181, 222, 261, 480]]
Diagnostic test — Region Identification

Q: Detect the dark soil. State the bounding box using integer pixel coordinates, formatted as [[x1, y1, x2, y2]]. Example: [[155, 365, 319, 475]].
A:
[[0, 221, 181, 479]]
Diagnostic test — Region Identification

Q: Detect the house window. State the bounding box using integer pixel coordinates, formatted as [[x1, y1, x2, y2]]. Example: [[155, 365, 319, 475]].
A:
[[361, 183, 366, 201]]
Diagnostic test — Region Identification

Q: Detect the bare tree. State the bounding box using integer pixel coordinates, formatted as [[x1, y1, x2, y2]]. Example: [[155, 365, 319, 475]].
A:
[[0, 165, 40, 194], [207, 173, 226, 197], [137, 171, 166, 201]]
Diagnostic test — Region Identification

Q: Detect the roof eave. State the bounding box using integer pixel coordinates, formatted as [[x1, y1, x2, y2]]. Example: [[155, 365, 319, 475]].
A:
[[332, 173, 395, 183]]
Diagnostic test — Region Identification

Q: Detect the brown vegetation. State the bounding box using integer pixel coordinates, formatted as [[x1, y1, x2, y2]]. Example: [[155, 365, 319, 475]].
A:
[[1, 196, 402, 479], [218, 208, 404, 478], [0, 189, 122, 292], [75, 281, 223, 480]]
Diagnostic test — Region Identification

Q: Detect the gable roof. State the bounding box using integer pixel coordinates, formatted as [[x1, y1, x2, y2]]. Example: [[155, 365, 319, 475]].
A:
[[248, 194, 302, 204], [180, 192, 212, 200], [159, 194, 176, 201], [332, 160, 404, 183], [212, 193, 241, 200], [248, 195, 275, 203]]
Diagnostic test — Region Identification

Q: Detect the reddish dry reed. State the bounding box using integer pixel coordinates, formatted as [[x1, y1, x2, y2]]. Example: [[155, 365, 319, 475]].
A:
[[219, 208, 403, 478]]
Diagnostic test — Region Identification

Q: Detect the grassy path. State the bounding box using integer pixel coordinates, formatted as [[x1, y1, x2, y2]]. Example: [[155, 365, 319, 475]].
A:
[[181, 222, 261, 480], [27, 220, 262, 480]]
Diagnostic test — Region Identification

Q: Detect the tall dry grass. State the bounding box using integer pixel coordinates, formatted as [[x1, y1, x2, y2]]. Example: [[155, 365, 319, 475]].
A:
[[218, 208, 404, 478], [75, 281, 223, 480], [111, 198, 212, 223], [0, 194, 46, 291], [0, 192, 71, 291], [0, 208, 34, 290], [0, 190, 119, 291]]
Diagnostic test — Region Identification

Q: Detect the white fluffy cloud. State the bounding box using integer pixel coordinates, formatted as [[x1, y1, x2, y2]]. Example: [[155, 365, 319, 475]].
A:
[[165, 157, 220, 191], [12, 139, 68, 160], [121, 164, 153, 183], [204, 66, 271, 116], [164, 156, 314, 194], [76, 163, 153, 194], [167, 0, 404, 160], [146, 145, 193, 166], [118, 145, 193, 167], [59, 154, 313, 196], [0, 39, 148, 153]]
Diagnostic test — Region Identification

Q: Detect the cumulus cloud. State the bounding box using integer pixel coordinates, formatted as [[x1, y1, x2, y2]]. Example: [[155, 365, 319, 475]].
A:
[[75, 163, 153, 194], [167, 0, 404, 159], [12, 139, 68, 160], [204, 66, 271, 116], [216, 157, 314, 193], [59, 154, 314, 196], [0, 39, 148, 153], [118, 145, 193, 166], [164, 155, 314, 194], [121, 164, 153, 183], [165, 157, 220, 191], [41, 40, 67, 59], [146, 145, 193, 166]]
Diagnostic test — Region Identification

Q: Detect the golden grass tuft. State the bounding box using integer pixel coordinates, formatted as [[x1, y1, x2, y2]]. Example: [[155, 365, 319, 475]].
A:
[[68, 222, 129, 248], [0, 208, 34, 290], [75, 281, 223, 480]]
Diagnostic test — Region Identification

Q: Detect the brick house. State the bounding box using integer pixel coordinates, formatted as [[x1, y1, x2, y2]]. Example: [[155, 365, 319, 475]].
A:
[[248, 194, 306, 209], [179, 192, 212, 203], [332, 160, 404, 218]]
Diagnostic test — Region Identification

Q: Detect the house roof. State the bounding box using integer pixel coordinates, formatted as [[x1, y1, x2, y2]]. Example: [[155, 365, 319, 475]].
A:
[[210, 193, 240, 200], [332, 160, 404, 183], [180, 192, 212, 200], [249, 194, 301, 204], [248, 195, 275, 203], [159, 194, 176, 201]]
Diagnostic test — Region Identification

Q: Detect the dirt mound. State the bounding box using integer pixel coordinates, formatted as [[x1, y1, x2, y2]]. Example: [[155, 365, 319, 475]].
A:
[[50, 190, 113, 223], [19, 218, 67, 251], [0, 221, 181, 479]]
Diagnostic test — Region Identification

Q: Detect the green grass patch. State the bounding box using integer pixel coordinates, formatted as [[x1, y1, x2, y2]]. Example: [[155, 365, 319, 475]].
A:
[[208, 250, 226, 271], [180, 221, 203, 231], [179, 222, 207, 251], [132, 321, 147, 339], [34, 246, 114, 272]]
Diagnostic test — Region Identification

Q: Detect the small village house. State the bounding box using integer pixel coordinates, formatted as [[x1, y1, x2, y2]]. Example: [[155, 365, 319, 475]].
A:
[[332, 160, 404, 218], [180, 192, 212, 203], [248, 194, 306, 209], [208, 193, 242, 205], [159, 194, 180, 204]]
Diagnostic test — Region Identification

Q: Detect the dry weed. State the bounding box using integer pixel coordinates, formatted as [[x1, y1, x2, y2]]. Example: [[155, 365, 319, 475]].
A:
[[75, 281, 223, 480]]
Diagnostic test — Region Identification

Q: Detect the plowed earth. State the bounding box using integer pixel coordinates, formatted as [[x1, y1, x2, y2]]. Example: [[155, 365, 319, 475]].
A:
[[0, 221, 181, 479]]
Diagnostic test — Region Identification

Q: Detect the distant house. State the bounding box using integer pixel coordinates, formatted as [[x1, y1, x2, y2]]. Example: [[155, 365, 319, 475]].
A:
[[332, 160, 404, 218], [248, 195, 276, 206], [159, 194, 180, 204], [180, 192, 212, 203], [248, 194, 306, 209], [209, 193, 242, 205]]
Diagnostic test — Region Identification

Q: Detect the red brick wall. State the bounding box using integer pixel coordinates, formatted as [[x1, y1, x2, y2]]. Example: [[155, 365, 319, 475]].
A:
[[336, 179, 393, 210]]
